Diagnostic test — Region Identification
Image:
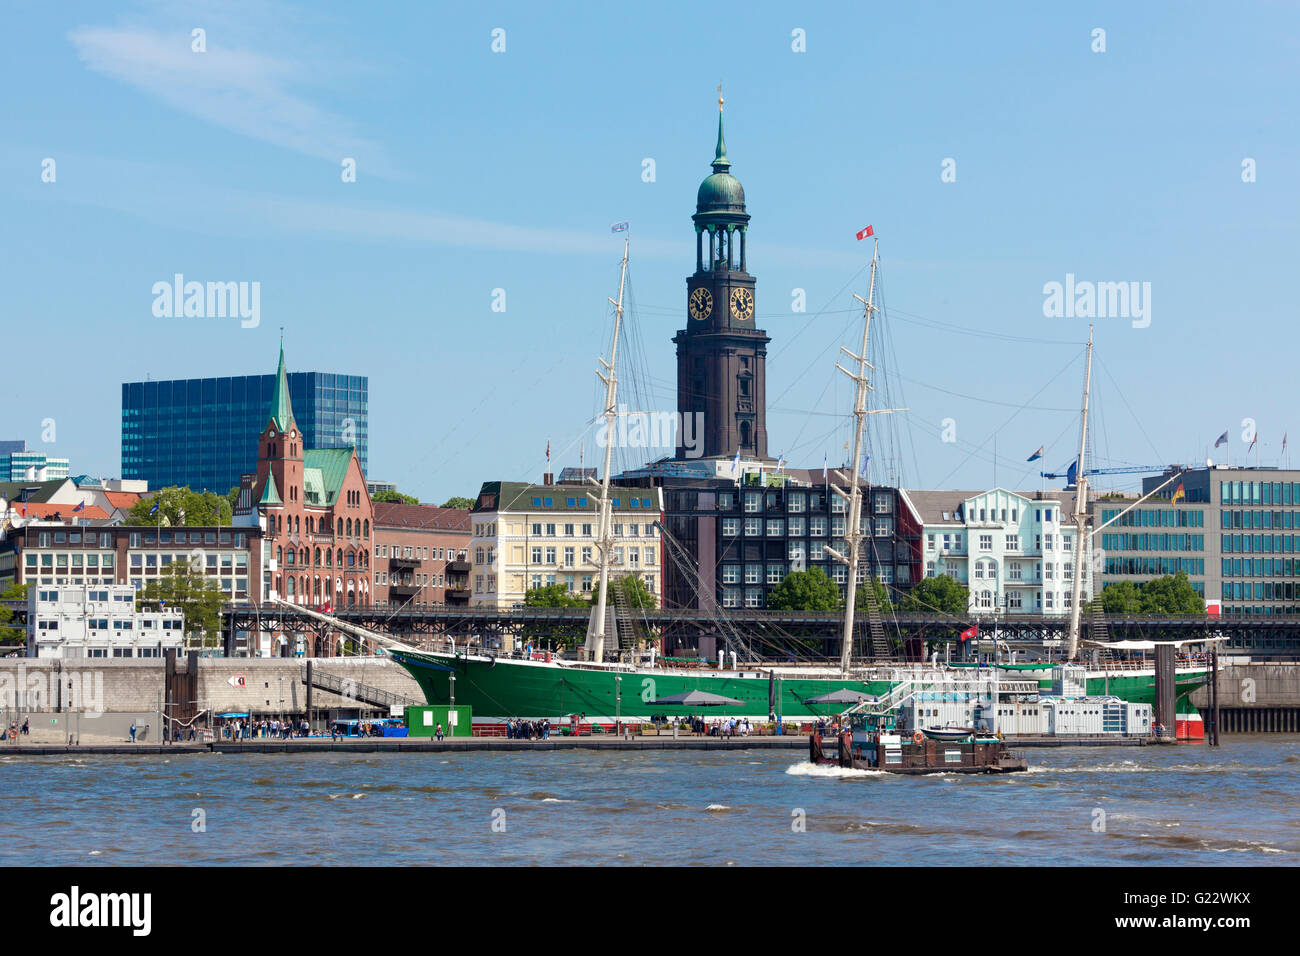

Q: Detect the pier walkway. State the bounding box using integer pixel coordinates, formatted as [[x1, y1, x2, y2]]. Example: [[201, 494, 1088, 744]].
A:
[[0, 733, 1177, 756]]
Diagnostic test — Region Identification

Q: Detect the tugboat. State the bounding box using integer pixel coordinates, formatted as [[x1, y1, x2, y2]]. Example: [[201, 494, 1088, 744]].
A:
[[810, 709, 1028, 775]]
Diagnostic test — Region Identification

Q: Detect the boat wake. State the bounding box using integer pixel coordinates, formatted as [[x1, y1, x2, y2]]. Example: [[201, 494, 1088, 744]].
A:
[[784, 762, 887, 780]]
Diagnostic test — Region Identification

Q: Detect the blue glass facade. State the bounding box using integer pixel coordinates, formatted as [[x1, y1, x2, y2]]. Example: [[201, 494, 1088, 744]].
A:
[[121, 372, 368, 493]]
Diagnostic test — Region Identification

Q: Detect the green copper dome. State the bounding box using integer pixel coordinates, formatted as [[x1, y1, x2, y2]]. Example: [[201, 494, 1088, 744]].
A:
[[696, 110, 746, 214]]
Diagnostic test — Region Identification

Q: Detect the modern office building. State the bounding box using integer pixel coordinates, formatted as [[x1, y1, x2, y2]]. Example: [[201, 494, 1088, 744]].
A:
[[121, 368, 368, 494], [902, 488, 1093, 617], [1093, 464, 1300, 617], [468, 479, 664, 608], [27, 583, 185, 659], [1, 441, 70, 482]]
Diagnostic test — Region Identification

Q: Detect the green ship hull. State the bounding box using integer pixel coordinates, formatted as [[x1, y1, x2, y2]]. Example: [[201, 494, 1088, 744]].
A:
[[387, 649, 1210, 728], [387, 648, 895, 723]]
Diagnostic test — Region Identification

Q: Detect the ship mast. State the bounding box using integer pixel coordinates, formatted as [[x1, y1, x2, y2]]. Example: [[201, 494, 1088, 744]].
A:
[[1065, 325, 1094, 661], [586, 235, 630, 664], [826, 240, 903, 676]]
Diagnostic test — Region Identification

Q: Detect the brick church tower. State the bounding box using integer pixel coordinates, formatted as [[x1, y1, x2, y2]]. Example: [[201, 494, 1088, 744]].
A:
[[674, 98, 771, 461]]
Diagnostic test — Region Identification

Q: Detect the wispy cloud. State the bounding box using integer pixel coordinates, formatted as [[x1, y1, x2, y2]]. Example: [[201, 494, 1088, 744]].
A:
[[69, 24, 393, 175]]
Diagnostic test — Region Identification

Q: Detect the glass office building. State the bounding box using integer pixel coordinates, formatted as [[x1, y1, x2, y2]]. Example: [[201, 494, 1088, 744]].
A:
[[121, 372, 368, 494]]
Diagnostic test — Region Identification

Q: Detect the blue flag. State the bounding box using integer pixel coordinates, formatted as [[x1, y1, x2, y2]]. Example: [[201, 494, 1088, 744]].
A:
[[149, 502, 159, 516], [1214, 431, 1229, 448], [1027, 446, 1044, 462], [610, 221, 629, 233]]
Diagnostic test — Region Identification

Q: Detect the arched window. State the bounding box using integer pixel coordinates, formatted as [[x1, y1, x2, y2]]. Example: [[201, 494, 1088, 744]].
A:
[[346, 518, 353, 537], [314, 548, 321, 566], [740, 421, 751, 447], [347, 551, 355, 568], [277, 546, 283, 565], [337, 518, 343, 536], [288, 576, 296, 597], [336, 548, 343, 566], [363, 519, 369, 537]]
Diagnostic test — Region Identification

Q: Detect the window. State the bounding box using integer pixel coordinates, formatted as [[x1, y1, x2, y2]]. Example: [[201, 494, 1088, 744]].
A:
[[979, 534, 993, 551], [744, 518, 762, 536], [809, 516, 827, 537], [766, 519, 784, 537], [1005, 534, 1019, 551], [722, 518, 740, 536]]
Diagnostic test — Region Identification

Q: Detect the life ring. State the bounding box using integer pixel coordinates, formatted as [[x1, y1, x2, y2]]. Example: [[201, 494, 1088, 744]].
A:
[[912, 731, 924, 744], [7, 729, 15, 740]]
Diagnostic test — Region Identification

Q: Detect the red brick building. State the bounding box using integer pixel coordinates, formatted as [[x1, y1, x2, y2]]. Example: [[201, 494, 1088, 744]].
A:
[[372, 502, 472, 606], [245, 346, 374, 608]]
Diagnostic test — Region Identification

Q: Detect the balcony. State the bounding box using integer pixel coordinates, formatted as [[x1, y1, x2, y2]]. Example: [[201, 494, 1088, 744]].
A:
[[447, 560, 471, 574], [390, 555, 419, 569]]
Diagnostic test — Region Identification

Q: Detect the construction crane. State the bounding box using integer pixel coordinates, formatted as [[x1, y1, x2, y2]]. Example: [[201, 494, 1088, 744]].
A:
[[1041, 460, 1191, 486]]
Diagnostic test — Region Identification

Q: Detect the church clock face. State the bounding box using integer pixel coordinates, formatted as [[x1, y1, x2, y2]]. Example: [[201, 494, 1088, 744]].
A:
[[730, 287, 754, 321], [689, 287, 713, 321]]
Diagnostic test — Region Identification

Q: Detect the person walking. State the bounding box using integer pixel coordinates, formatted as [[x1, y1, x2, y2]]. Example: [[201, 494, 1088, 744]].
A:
[[21, 718, 29, 736]]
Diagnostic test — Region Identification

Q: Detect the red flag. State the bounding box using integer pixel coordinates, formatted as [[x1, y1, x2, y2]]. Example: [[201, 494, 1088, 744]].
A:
[[546, 440, 551, 462], [959, 625, 977, 643], [856, 224, 874, 240]]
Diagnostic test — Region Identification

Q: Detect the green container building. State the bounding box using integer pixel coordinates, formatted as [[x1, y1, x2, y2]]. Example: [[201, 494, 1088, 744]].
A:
[[404, 705, 472, 738]]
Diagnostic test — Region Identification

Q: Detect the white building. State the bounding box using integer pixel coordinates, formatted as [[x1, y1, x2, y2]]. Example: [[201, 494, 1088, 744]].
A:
[[468, 480, 664, 608], [27, 583, 185, 659], [901, 488, 1094, 617]]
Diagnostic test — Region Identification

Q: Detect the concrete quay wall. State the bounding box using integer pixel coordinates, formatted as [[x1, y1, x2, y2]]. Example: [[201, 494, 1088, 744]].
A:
[[0, 657, 424, 719]]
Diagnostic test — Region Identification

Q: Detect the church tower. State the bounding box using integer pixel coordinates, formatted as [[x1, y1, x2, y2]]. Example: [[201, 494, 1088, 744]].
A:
[[674, 97, 770, 461]]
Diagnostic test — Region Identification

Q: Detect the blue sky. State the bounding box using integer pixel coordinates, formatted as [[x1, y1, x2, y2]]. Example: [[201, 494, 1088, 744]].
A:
[[2, 1, 1297, 502]]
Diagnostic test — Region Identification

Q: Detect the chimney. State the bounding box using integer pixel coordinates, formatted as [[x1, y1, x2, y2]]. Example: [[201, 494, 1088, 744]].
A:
[[543, 473, 554, 486]]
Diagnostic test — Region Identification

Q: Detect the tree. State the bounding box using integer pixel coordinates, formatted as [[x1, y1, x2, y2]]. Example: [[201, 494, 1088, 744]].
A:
[[373, 490, 419, 505], [440, 496, 474, 509], [766, 567, 843, 612], [135, 563, 227, 647], [854, 579, 894, 615], [1091, 571, 1205, 616], [523, 583, 589, 608], [611, 574, 656, 610], [127, 486, 232, 527], [0, 582, 30, 646], [897, 574, 970, 616]]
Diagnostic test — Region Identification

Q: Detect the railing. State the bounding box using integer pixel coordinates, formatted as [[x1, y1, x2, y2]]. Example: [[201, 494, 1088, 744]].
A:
[[300, 665, 419, 710]]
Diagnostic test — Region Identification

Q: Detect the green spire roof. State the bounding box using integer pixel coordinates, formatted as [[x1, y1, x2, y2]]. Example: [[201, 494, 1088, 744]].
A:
[[712, 109, 731, 174], [696, 106, 746, 214], [258, 471, 282, 506], [268, 342, 295, 432]]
